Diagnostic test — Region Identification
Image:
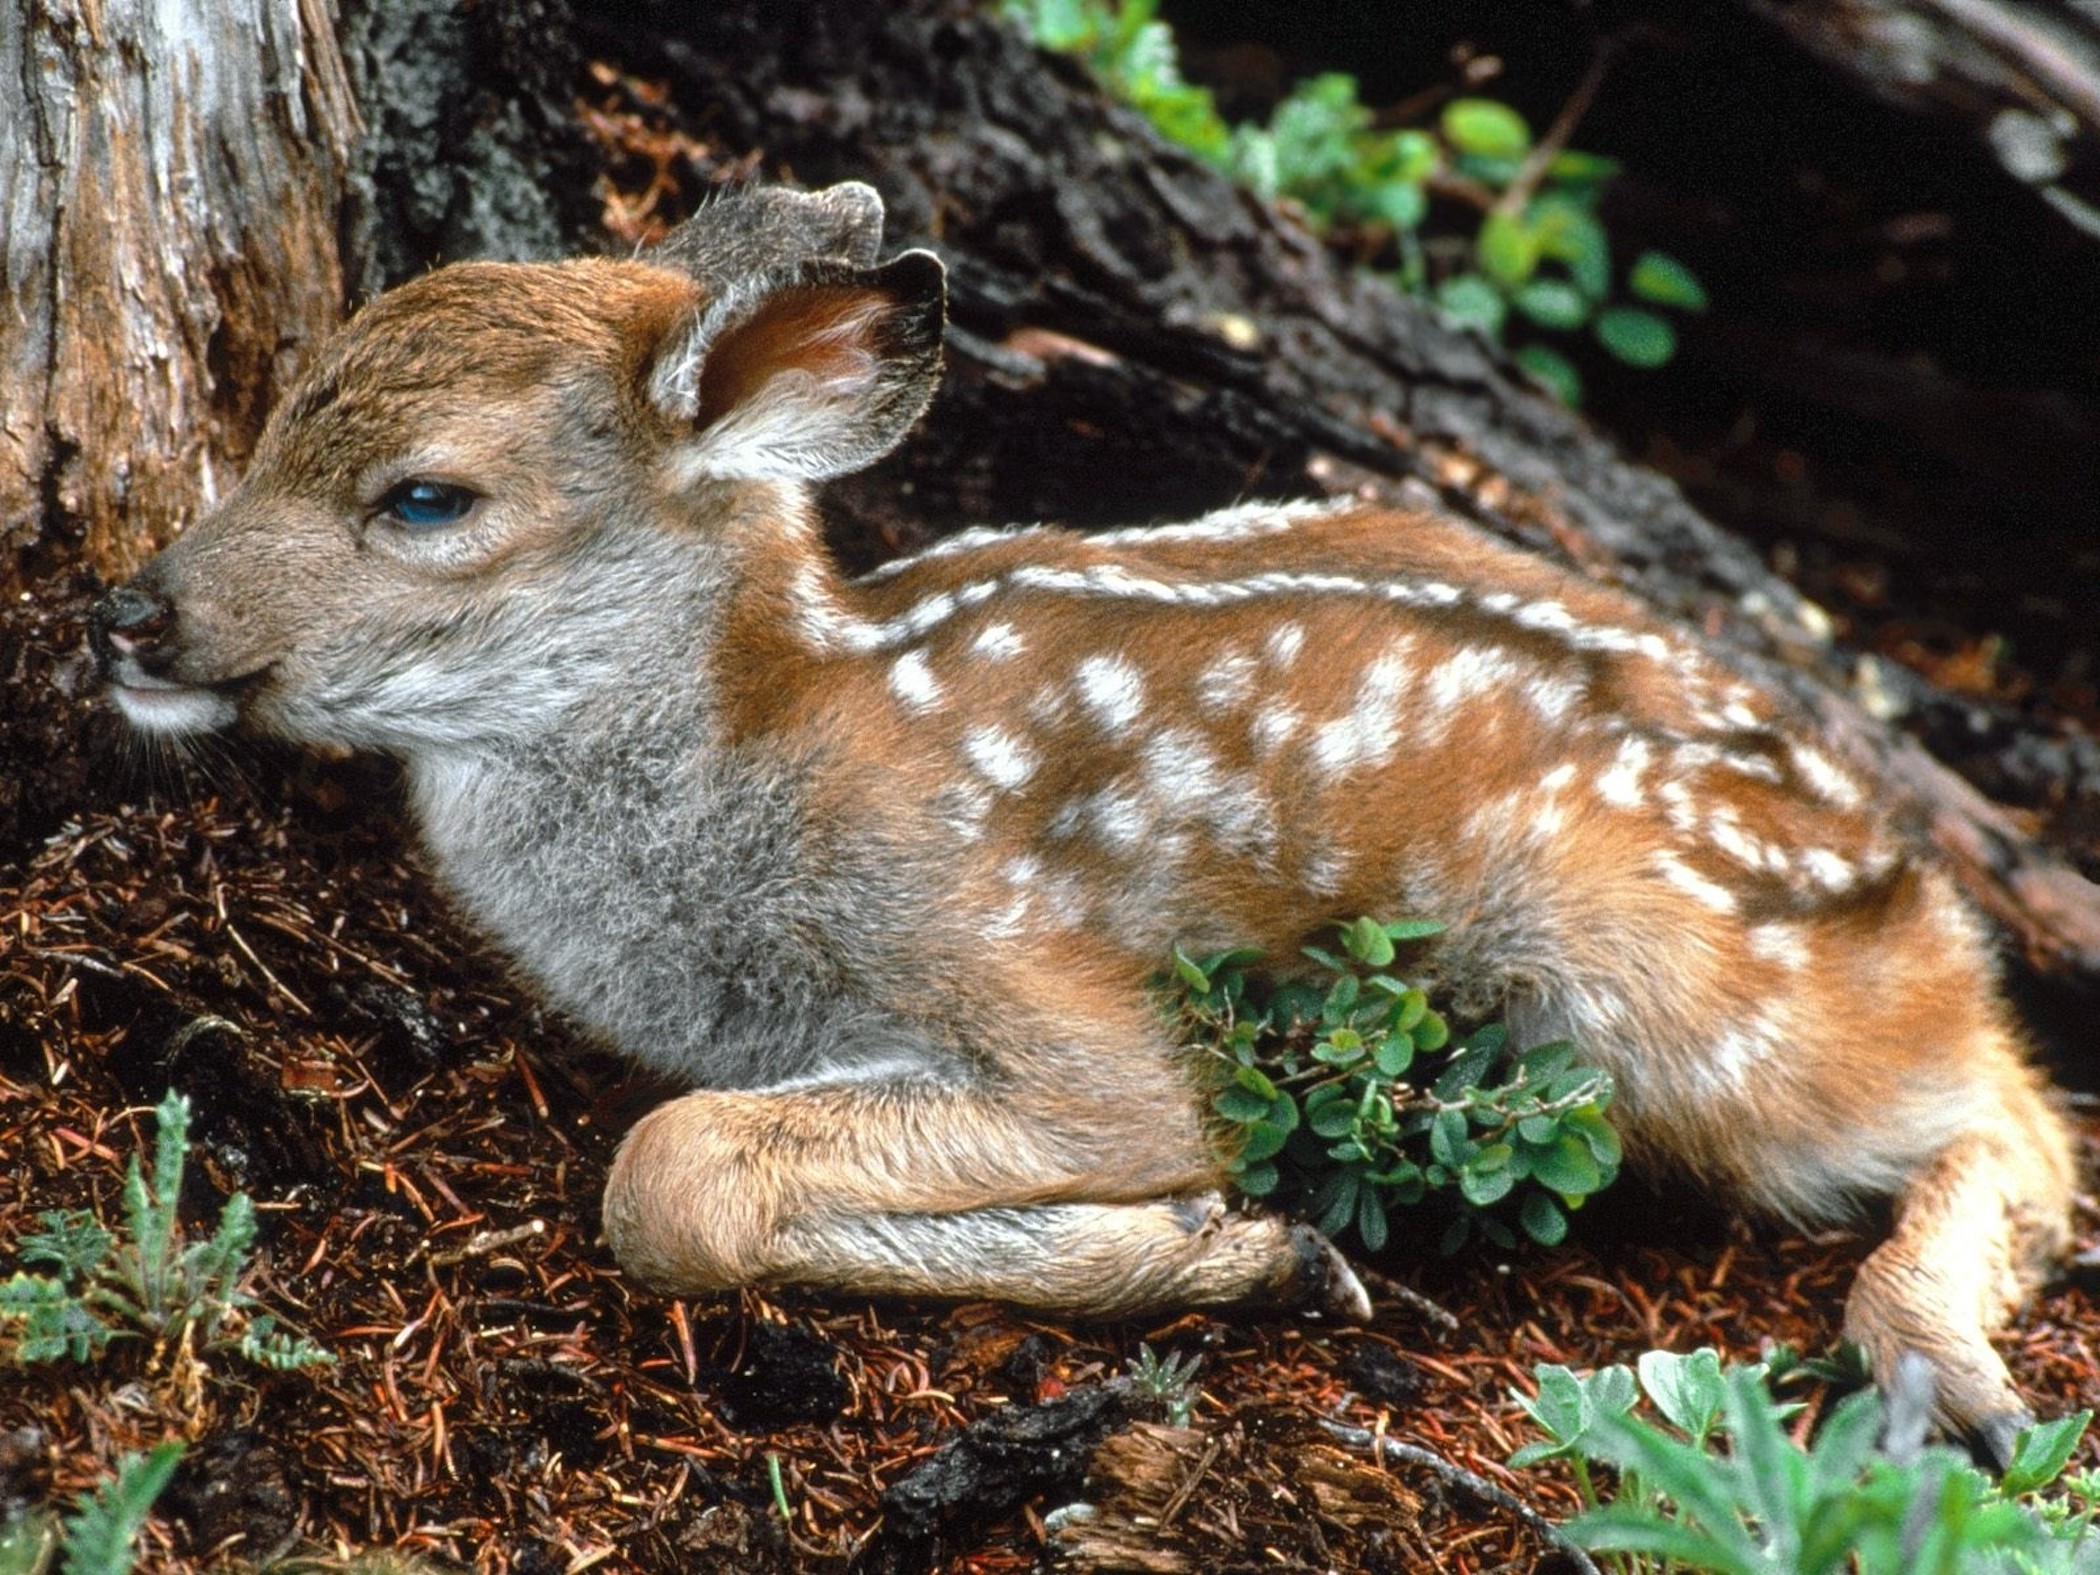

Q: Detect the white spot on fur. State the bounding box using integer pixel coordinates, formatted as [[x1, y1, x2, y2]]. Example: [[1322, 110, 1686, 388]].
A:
[[1597, 736, 1650, 808], [1265, 622, 1305, 668], [1076, 655, 1146, 736], [1251, 705, 1302, 755], [1003, 854, 1041, 887], [1706, 1013, 1784, 1095], [962, 725, 1036, 791], [1197, 648, 1258, 714], [1141, 728, 1222, 806], [1791, 743, 1863, 809], [1303, 841, 1350, 896], [1086, 785, 1151, 852], [1311, 643, 1414, 775], [1658, 778, 1700, 833], [1654, 851, 1737, 914], [1528, 675, 1584, 725], [1540, 762, 1577, 793], [1426, 646, 1517, 713], [973, 621, 1025, 661], [1801, 847, 1856, 891], [889, 650, 943, 712], [1026, 684, 1068, 727], [1747, 922, 1811, 970]]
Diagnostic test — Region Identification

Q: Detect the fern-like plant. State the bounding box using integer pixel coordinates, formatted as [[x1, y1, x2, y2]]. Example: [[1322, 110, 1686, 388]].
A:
[[0, 1091, 331, 1372]]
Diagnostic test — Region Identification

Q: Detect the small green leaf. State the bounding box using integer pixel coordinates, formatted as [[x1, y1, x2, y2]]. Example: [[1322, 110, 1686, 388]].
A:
[[1236, 1160, 1279, 1196], [1367, 180, 1427, 232], [1531, 1133, 1603, 1196], [1628, 250, 1709, 312], [1381, 918, 1446, 943], [1214, 1086, 1272, 1124], [1340, 916, 1395, 967], [1310, 1099, 1360, 1140], [1567, 1106, 1623, 1168], [1519, 1190, 1568, 1245], [2001, 1409, 2091, 1494], [1372, 1037, 1415, 1078], [1513, 278, 1589, 330], [1595, 307, 1677, 369], [1356, 1189, 1389, 1252], [1514, 344, 1582, 406], [1461, 1164, 1515, 1207], [63, 1441, 186, 1575], [1532, 197, 1610, 299], [1436, 274, 1506, 337], [1316, 1172, 1361, 1238], [1430, 1108, 1471, 1168], [1442, 98, 1532, 160], [1172, 946, 1212, 992], [1477, 210, 1540, 288], [1233, 1064, 1279, 1101], [1238, 1119, 1290, 1164], [1413, 1011, 1450, 1053], [1517, 1113, 1562, 1146], [1637, 1348, 1727, 1444]]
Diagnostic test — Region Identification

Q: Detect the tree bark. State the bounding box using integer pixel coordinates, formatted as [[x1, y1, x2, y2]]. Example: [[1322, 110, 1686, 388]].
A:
[[0, 0, 358, 589]]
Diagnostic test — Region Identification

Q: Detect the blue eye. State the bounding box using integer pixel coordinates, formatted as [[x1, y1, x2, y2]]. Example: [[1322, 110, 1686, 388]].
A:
[[379, 479, 477, 529]]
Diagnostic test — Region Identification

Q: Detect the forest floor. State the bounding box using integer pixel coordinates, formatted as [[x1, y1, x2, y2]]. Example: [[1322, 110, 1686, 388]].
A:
[[3, 573, 2100, 1575]]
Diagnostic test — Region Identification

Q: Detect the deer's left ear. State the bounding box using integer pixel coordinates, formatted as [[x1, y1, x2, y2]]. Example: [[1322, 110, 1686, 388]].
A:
[[647, 251, 946, 485]]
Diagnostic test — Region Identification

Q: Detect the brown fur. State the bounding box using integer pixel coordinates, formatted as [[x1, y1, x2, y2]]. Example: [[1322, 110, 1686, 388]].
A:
[[92, 185, 2072, 1455]]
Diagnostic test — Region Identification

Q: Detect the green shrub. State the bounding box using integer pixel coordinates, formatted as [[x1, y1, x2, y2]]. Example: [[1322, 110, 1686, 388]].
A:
[[999, 0, 1707, 403], [1171, 916, 1621, 1253], [1512, 1348, 2100, 1573], [0, 1090, 331, 1373]]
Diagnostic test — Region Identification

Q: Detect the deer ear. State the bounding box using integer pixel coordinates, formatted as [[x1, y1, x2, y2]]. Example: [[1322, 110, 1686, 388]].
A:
[[648, 251, 945, 484], [652, 181, 887, 281]]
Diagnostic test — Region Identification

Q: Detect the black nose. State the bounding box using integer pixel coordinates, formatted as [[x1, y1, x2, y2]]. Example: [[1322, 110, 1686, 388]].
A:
[[89, 582, 176, 670]]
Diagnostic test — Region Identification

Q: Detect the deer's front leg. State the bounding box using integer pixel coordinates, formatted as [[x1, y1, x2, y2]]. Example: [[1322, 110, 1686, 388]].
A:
[[601, 1078, 1370, 1320]]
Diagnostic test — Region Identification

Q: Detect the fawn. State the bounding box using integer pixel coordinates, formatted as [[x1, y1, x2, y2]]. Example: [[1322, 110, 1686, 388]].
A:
[[91, 181, 2071, 1459]]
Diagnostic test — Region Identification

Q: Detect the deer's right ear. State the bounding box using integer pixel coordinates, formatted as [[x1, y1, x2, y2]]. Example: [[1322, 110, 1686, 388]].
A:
[[647, 251, 946, 485]]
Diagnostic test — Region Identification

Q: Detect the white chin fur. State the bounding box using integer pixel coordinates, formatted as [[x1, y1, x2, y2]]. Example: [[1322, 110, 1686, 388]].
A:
[[110, 683, 238, 735]]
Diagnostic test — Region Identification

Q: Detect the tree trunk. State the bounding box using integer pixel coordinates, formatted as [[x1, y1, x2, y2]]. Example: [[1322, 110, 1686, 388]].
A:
[[0, 0, 358, 589]]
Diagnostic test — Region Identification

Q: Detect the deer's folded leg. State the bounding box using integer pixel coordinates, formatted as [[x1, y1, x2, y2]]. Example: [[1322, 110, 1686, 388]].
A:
[[602, 1081, 1370, 1320]]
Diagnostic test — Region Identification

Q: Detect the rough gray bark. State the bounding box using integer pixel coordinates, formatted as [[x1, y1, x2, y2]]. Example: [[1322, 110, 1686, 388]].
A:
[[0, 0, 357, 588], [1750, 0, 2100, 239]]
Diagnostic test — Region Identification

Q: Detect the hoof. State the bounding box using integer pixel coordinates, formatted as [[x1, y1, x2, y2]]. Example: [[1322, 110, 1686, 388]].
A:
[[1968, 1407, 2035, 1474], [1290, 1224, 1372, 1322]]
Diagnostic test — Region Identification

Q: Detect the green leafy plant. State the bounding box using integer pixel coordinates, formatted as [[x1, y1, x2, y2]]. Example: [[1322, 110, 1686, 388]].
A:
[[0, 1091, 331, 1373], [1173, 916, 1621, 1254], [0, 1441, 186, 1575], [999, 0, 1708, 404], [1511, 1348, 2100, 1573], [1127, 1343, 1204, 1427]]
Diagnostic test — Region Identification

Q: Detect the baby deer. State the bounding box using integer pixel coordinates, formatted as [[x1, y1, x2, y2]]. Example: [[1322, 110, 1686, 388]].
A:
[[91, 181, 2071, 1458]]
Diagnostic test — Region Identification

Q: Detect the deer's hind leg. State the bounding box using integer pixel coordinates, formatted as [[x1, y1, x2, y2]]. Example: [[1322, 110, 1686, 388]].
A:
[[1839, 1035, 2073, 1464], [601, 1075, 1370, 1320]]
